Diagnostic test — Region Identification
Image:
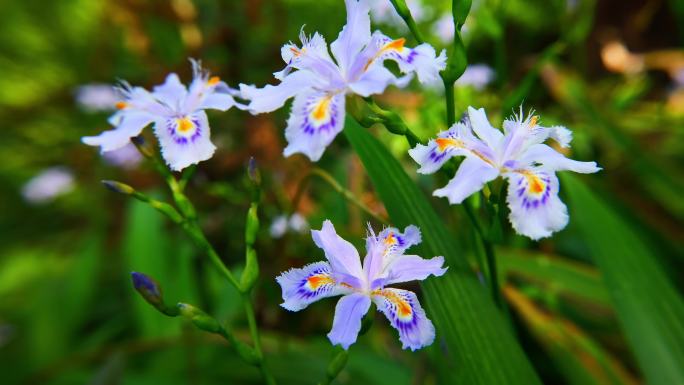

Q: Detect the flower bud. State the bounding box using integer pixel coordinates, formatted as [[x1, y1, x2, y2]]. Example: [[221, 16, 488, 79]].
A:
[[131, 135, 154, 158], [452, 0, 472, 28], [247, 157, 261, 186], [240, 248, 260, 293], [245, 204, 259, 246], [131, 271, 163, 306], [131, 272, 179, 316], [102, 180, 135, 195], [177, 303, 222, 333]]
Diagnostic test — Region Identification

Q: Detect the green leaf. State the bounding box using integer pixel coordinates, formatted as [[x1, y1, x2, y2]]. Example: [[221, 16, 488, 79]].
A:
[[562, 174, 684, 385], [344, 118, 542, 385], [504, 286, 638, 385]]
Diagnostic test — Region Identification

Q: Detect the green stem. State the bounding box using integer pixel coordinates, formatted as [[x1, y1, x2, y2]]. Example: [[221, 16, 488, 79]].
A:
[[463, 200, 501, 307], [310, 168, 389, 225], [132, 144, 276, 385], [443, 76, 457, 126], [183, 221, 241, 290], [243, 299, 276, 385]]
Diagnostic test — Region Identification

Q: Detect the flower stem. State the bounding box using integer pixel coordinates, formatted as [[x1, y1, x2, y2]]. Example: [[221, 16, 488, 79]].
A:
[[243, 299, 276, 385], [443, 77, 457, 126], [310, 168, 389, 225], [130, 143, 276, 384], [463, 199, 501, 307]]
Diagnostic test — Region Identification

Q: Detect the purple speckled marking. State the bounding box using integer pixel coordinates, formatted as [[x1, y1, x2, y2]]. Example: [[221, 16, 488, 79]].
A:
[[405, 50, 418, 64], [381, 291, 419, 336], [167, 117, 202, 145], [301, 95, 338, 136], [295, 266, 335, 300], [519, 173, 552, 210]]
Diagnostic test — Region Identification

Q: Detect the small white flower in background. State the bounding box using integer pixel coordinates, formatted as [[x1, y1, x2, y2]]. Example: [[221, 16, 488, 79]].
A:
[[409, 106, 601, 240], [241, 0, 446, 161], [432, 13, 454, 45], [82, 60, 245, 171], [101, 143, 143, 169], [75, 84, 121, 112], [270, 213, 310, 238], [22, 167, 75, 204], [455, 64, 494, 90], [369, 0, 427, 29]]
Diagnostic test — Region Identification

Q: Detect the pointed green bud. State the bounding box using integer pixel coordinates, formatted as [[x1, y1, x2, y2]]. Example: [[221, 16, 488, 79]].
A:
[[452, 0, 472, 28], [102, 180, 135, 195], [245, 204, 259, 246], [177, 303, 221, 333], [240, 248, 259, 293]]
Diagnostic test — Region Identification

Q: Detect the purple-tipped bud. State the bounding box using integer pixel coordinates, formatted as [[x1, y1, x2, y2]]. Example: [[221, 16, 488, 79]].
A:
[[102, 180, 135, 195], [247, 157, 261, 185], [131, 271, 163, 306], [130, 135, 153, 158]]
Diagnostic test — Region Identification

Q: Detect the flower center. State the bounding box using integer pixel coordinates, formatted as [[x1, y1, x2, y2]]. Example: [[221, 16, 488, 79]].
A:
[[521, 171, 546, 195], [435, 137, 463, 152], [207, 76, 221, 86], [374, 289, 413, 318], [306, 274, 334, 290], [115, 101, 128, 110], [311, 95, 332, 122]]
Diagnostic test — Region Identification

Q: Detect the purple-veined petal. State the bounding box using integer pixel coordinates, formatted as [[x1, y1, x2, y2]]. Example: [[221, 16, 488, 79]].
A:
[[504, 169, 568, 240], [348, 31, 445, 86], [283, 91, 346, 162], [363, 224, 422, 285], [372, 288, 435, 351], [331, 0, 372, 75], [276, 261, 349, 311], [82, 111, 155, 152], [467, 106, 504, 151], [311, 220, 365, 288], [383, 255, 447, 286], [519, 144, 601, 174], [240, 70, 318, 114], [434, 156, 499, 204], [408, 123, 471, 174], [403, 43, 446, 85], [327, 293, 372, 349], [152, 110, 216, 171]]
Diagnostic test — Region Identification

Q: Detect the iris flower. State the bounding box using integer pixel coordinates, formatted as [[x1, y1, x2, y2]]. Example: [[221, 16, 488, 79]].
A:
[[240, 0, 446, 161], [276, 220, 447, 350], [82, 60, 243, 171], [409, 107, 601, 240]]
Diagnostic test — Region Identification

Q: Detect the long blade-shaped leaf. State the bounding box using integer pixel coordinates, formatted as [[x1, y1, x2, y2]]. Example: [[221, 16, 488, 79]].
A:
[[344, 118, 542, 385], [562, 174, 684, 385]]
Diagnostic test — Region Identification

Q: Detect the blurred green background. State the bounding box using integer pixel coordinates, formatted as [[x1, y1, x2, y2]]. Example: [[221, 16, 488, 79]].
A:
[[1, 0, 683, 384]]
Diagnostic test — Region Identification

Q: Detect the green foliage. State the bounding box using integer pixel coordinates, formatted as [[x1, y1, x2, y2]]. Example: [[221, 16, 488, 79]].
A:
[[563, 174, 684, 385]]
